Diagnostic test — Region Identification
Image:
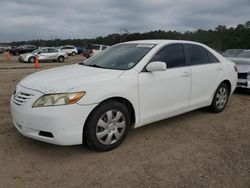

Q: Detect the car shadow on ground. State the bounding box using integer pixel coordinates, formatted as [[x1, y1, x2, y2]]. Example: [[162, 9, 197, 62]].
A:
[[234, 88, 250, 95]]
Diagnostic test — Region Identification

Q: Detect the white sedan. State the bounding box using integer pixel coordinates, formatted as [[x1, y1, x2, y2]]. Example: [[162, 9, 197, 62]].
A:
[[11, 40, 237, 151]]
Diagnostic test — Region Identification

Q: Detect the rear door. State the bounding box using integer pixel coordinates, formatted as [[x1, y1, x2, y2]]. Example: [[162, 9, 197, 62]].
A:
[[138, 44, 192, 122], [47, 48, 58, 60], [185, 44, 224, 107]]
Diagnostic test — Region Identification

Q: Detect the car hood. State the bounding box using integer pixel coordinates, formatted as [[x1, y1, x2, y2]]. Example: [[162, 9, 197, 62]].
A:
[[19, 64, 124, 93], [229, 57, 250, 73]]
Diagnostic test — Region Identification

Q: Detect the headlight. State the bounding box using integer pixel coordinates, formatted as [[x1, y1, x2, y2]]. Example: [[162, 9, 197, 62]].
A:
[[33, 92, 86, 108]]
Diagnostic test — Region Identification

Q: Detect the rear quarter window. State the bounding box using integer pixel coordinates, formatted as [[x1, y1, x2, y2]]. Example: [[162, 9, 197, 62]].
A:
[[187, 44, 210, 65]]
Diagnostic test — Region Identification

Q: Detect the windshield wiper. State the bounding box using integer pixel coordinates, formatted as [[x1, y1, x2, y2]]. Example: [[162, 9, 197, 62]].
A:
[[79, 63, 104, 68]]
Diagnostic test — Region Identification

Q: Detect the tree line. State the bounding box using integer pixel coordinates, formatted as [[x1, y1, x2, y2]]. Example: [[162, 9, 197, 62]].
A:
[[2, 21, 250, 51]]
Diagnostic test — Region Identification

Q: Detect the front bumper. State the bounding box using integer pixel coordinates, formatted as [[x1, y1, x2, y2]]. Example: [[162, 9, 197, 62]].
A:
[[237, 73, 250, 89], [10, 84, 97, 145]]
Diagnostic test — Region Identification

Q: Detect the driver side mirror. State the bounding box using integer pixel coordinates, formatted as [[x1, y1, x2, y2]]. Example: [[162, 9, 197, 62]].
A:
[[146, 61, 167, 72]]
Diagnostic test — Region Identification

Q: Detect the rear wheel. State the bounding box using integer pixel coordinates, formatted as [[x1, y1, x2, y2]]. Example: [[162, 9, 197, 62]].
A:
[[57, 56, 64, 62], [209, 83, 229, 113], [84, 101, 130, 151], [28, 56, 35, 63], [71, 52, 76, 56]]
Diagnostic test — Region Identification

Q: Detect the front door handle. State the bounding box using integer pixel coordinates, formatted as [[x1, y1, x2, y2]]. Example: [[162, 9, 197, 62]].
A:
[[182, 71, 191, 77]]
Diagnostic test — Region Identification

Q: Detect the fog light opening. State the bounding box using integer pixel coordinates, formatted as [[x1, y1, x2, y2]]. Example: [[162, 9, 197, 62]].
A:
[[39, 131, 54, 138]]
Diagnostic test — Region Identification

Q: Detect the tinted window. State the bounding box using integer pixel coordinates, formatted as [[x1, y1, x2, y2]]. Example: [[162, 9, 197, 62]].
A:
[[150, 44, 186, 68], [48, 48, 57, 53], [207, 50, 219, 63], [187, 44, 210, 65], [41, 48, 49, 53]]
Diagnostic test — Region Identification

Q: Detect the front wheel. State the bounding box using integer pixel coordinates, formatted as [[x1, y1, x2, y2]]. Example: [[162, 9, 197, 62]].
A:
[[28, 57, 35, 63], [209, 83, 229, 113], [84, 101, 130, 151]]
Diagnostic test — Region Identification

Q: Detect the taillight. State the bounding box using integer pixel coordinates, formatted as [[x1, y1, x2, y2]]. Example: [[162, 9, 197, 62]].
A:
[[234, 65, 238, 72]]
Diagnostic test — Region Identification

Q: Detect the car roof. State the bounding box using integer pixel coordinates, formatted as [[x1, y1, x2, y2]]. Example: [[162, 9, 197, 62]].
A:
[[124, 39, 205, 46]]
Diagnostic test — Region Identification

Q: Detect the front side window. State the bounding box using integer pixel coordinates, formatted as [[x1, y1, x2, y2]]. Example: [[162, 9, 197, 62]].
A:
[[187, 44, 210, 65], [82, 43, 154, 70], [150, 44, 186, 68], [41, 48, 49, 53]]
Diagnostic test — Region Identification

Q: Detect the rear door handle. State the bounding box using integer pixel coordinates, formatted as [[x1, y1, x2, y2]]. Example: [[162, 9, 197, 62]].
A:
[[182, 71, 191, 77], [216, 67, 223, 71]]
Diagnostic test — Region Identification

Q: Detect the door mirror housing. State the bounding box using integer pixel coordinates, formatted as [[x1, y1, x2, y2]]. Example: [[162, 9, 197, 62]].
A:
[[146, 61, 167, 72]]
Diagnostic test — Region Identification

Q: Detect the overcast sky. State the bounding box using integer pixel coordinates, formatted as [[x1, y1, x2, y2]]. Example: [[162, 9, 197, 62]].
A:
[[0, 0, 249, 42]]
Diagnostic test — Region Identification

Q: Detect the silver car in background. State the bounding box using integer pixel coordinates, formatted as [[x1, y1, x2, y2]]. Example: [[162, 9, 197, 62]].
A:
[[19, 47, 68, 63], [229, 50, 250, 89]]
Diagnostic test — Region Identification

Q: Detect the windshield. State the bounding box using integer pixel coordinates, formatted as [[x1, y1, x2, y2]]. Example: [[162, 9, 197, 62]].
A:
[[32, 49, 40, 53], [236, 51, 250, 58], [82, 43, 154, 70]]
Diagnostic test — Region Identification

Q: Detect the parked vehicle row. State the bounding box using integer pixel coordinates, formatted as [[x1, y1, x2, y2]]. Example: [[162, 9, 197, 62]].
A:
[[9, 45, 37, 56], [11, 40, 237, 151]]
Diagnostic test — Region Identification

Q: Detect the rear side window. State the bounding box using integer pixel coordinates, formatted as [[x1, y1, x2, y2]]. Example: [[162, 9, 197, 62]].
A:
[[187, 44, 210, 65], [150, 44, 186, 68], [207, 51, 219, 63]]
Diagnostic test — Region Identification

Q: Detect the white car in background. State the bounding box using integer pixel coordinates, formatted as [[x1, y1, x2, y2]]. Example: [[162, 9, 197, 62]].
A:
[[58, 45, 78, 56], [11, 40, 237, 151], [229, 50, 250, 89], [18, 47, 68, 63]]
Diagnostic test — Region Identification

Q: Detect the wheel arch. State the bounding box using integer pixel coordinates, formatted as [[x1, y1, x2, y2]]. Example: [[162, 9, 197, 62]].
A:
[[221, 79, 232, 94], [82, 96, 136, 144], [85, 96, 136, 128]]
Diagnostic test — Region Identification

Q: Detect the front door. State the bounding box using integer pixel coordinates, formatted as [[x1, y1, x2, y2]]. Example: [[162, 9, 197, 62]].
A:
[[138, 44, 192, 123]]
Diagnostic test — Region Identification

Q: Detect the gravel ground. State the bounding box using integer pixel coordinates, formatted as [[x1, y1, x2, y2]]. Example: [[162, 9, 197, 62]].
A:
[[0, 55, 249, 188]]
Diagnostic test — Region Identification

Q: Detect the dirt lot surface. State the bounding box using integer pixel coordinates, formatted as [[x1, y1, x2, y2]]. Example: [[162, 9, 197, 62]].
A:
[[0, 54, 249, 187]]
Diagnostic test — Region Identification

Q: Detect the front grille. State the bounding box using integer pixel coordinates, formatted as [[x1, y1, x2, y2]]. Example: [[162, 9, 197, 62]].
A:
[[12, 92, 34, 106], [238, 73, 247, 79]]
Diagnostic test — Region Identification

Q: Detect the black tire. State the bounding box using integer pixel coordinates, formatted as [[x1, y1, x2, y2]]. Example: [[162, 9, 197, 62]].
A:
[[57, 56, 64, 62], [84, 100, 131, 151], [28, 56, 35, 63], [71, 52, 76, 56], [209, 83, 229, 113]]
